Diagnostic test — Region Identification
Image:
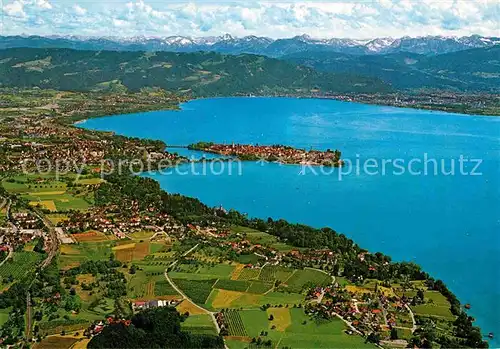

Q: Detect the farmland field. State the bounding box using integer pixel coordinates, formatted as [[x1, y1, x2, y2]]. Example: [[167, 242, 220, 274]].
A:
[[74, 178, 105, 185], [267, 265, 295, 283], [126, 271, 171, 300], [267, 307, 291, 331], [46, 213, 69, 225], [258, 266, 275, 283], [176, 299, 207, 316], [246, 281, 273, 294], [154, 280, 179, 296], [284, 268, 331, 292], [214, 279, 250, 292], [59, 241, 113, 269], [33, 336, 79, 349], [229, 308, 375, 349], [71, 231, 113, 243], [207, 289, 304, 309], [29, 200, 57, 211], [181, 314, 217, 336], [23, 192, 90, 212], [225, 310, 247, 336], [236, 268, 260, 281], [172, 278, 216, 304], [410, 290, 455, 320], [0, 251, 43, 280], [38, 319, 91, 336], [170, 263, 235, 280], [239, 309, 269, 336]]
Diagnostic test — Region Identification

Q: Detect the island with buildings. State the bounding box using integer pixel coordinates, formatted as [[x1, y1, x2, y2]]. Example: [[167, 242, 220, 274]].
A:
[[188, 142, 343, 167]]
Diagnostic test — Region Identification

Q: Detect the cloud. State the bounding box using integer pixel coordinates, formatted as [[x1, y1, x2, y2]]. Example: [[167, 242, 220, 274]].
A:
[[34, 0, 52, 10], [73, 4, 87, 16], [1, 0, 499, 38], [3, 1, 26, 18]]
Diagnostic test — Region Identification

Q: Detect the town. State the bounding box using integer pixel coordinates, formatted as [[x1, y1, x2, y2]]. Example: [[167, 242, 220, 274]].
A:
[[189, 142, 343, 167]]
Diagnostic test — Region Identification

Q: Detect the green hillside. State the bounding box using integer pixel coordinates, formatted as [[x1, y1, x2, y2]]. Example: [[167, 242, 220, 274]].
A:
[[0, 48, 390, 95], [283, 46, 500, 92]]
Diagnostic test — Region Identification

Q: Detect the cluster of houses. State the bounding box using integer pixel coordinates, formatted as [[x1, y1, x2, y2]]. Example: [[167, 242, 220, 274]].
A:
[[132, 299, 179, 311], [326, 92, 492, 111], [59, 206, 184, 240], [307, 283, 414, 339], [196, 143, 342, 166], [0, 116, 181, 173]]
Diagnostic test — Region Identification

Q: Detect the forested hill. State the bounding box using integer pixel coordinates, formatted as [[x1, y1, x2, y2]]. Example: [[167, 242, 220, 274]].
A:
[[283, 46, 500, 92], [0, 47, 390, 95]]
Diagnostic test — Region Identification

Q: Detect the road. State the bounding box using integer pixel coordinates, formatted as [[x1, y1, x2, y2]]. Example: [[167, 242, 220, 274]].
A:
[[32, 208, 59, 269], [405, 304, 417, 333], [0, 245, 13, 267], [162, 242, 225, 344], [26, 292, 32, 341]]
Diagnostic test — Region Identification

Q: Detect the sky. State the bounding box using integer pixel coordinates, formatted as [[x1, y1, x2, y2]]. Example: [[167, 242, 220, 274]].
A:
[[0, 0, 499, 39]]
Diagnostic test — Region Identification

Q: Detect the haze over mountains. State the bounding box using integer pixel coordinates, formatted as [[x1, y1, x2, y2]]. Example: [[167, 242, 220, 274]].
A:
[[1, 34, 499, 57]]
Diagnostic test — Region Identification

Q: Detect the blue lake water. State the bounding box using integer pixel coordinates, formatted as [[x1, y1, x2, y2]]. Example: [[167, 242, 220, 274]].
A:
[[81, 97, 500, 343]]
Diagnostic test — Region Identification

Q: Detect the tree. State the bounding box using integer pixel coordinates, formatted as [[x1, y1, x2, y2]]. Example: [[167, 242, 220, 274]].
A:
[[390, 328, 398, 340], [366, 332, 380, 344], [268, 315, 274, 321], [417, 289, 425, 301]]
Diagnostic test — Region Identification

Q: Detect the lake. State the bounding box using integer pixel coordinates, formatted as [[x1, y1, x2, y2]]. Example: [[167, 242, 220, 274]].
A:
[[80, 97, 500, 343]]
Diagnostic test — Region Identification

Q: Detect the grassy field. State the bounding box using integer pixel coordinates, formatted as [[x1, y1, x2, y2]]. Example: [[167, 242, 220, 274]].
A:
[[23, 193, 90, 211], [126, 270, 177, 300], [176, 299, 208, 316], [181, 314, 217, 336], [46, 213, 69, 225], [229, 308, 374, 349], [74, 178, 105, 185], [169, 263, 235, 280], [0, 307, 11, 327], [59, 242, 113, 269], [267, 307, 292, 331], [206, 289, 304, 310], [411, 291, 455, 320]]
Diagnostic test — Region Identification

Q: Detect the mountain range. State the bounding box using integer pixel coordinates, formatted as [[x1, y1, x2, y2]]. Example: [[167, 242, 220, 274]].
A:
[[0, 48, 390, 95], [1, 34, 499, 57], [283, 46, 500, 92]]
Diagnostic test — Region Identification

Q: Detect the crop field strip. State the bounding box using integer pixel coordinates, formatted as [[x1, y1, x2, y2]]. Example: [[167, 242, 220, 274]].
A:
[[246, 281, 273, 294], [154, 280, 179, 296], [214, 279, 251, 292], [236, 268, 260, 281], [225, 310, 248, 337], [0, 251, 43, 279], [172, 278, 217, 304], [257, 266, 275, 283]]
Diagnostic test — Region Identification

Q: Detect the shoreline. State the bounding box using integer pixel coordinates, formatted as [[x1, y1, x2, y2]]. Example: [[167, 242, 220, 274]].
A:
[[69, 94, 499, 127]]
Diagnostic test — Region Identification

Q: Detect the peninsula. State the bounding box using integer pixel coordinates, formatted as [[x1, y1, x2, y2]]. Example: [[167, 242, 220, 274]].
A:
[[188, 142, 343, 166]]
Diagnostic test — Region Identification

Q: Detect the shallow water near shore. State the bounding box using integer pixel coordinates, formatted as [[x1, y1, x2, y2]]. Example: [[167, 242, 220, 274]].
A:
[[81, 97, 500, 344]]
